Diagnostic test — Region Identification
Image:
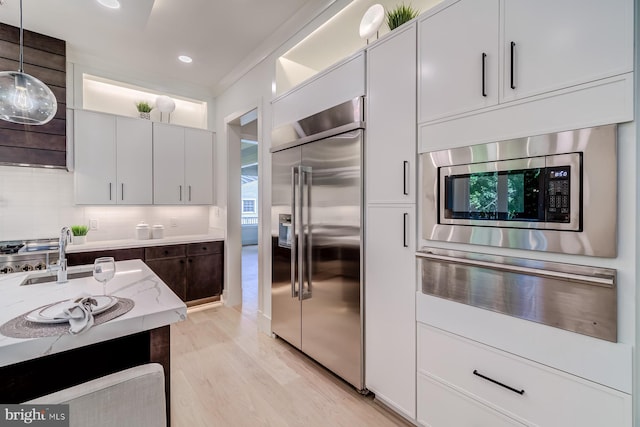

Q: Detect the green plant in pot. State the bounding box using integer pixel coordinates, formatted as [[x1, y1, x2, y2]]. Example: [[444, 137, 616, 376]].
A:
[[71, 225, 89, 244], [386, 3, 420, 31], [135, 101, 153, 119]]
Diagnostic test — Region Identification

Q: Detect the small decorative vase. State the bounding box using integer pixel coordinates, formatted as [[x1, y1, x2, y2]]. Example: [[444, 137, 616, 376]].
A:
[[139, 111, 151, 120], [73, 235, 87, 245]]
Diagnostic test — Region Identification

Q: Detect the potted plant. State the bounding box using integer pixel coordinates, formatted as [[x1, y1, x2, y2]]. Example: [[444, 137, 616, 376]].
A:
[[135, 101, 153, 120], [71, 225, 89, 245], [386, 3, 419, 31]]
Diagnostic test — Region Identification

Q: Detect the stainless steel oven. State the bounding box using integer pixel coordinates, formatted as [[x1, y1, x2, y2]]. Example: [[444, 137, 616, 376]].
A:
[[421, 125, 617, 257]]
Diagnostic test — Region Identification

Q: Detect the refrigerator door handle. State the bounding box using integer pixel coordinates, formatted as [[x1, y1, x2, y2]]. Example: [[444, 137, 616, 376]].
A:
[[290, 166, 299, 298], [299, 165, 313, 300]]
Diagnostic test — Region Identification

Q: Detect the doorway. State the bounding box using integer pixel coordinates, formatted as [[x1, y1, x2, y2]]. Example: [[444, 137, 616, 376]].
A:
[[240, 109, 258, 315]]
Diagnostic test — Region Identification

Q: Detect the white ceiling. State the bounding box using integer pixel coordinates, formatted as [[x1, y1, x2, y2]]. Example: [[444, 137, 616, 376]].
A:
[[0, 0, 334, 97]]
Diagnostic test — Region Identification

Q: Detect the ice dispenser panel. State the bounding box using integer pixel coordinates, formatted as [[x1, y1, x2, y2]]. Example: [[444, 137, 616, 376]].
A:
[[278, 214, 292, 248]]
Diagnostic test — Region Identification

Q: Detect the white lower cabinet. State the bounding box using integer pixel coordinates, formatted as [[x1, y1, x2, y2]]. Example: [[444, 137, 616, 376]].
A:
[[418, 374, 524, 427], [365, 205, 415, 419], [417, 323, 632, 427]]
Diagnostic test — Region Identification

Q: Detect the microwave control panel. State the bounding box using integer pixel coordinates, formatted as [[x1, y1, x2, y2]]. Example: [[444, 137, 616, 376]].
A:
[[546, 166, 571, 222]]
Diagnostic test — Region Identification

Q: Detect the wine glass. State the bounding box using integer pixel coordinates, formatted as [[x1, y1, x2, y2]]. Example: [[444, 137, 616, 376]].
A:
[[93, 257, 116, 296]]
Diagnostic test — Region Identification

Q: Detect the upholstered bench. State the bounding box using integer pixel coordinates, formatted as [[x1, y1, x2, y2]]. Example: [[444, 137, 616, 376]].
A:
[[25, 363, 166, 427]]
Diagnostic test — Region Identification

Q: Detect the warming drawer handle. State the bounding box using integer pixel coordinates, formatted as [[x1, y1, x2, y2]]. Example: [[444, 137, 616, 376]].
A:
[[415, 252, 615, 288], [473, 370, 524, 395], [416, 252, 616, 288]]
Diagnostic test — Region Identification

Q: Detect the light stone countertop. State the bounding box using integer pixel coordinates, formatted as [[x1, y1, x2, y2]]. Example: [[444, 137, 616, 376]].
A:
[[66, 230, 225, 253], [0, 259, 187, 368]]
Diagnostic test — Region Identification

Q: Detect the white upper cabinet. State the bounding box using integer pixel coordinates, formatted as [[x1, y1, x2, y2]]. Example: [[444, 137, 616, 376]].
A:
[[75, 110, 117, 205], [418, 0, 633, 123], [501, 0, 633, 103], [153, 123, 214, 205], [153, 123, 186, 205], [418, 0, 499, 123], [75, 110, 152, 205], [366, 24, 417, 204], [116, 116, 153, 204], [184, 128, 214, 205]]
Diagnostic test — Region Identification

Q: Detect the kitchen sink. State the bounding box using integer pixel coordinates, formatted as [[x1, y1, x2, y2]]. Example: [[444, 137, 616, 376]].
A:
[[20, 269, 94, 286]]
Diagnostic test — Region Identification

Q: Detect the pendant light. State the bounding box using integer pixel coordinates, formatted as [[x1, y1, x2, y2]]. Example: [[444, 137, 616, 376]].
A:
[[0, 0, 57, 125]]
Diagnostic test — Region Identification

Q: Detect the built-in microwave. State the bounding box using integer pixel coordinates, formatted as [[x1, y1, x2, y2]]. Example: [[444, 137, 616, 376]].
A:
[[421, 125, 617, 257]]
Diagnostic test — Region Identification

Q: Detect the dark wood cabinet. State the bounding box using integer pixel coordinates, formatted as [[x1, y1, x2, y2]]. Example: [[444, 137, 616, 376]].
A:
[[145, 245, 187, 301], [67, 247, 144, 266], [68, 241, 223, 304], [186, 242, 223, 301]]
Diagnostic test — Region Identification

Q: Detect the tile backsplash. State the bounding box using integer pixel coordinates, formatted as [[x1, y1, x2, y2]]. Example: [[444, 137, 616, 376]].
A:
[[0, 166, 212, 241]]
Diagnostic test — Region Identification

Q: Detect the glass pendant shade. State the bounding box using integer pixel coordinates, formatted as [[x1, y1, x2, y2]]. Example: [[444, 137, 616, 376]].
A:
[[0, 0, 58, 126], [0, 71, 57, 125]]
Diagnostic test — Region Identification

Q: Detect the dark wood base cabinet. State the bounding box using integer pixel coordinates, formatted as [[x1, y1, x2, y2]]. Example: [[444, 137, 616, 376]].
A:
[[68, 241, 224, 303]]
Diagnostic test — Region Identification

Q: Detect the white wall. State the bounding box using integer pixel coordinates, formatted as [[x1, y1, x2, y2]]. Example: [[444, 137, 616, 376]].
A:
[[214, 0, 355, 332], [0, 48, 218, 245], [0, 166, 210, 241]]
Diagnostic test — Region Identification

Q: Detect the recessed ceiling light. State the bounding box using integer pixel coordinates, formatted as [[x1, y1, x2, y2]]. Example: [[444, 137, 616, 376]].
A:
[[97, 0, 120, 9], [178, 55, 193, 64]]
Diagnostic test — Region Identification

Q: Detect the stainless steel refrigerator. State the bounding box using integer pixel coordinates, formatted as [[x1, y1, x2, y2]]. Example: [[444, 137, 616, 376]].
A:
[[271, 98, 364, 391]]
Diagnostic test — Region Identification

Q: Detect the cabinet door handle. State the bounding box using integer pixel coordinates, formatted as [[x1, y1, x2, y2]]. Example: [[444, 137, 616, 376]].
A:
[[473, 370, 525, 395], [109, 183, 112, 201], [403, 213, 409, 248], [121, 183, 124, 201], [179, 185, 182, 202], [403, 161, 409, 196], [510, 41, 516, 89], [481, 52, 487, 97], [189, 185, 192, 202]]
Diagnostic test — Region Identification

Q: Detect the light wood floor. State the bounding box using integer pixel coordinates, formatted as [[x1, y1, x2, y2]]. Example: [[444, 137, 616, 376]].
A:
[[170, 247, 412, 426]]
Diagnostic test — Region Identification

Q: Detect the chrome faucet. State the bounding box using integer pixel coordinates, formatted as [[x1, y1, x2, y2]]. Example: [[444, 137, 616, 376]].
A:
[[49, 226, 71, 283]]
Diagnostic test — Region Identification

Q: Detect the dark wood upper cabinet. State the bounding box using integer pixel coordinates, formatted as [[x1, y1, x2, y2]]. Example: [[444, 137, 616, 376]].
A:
[[0, 24, 66, 168]]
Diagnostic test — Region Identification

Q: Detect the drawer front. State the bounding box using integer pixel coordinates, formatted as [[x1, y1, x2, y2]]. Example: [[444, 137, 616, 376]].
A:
[[145, 245, 186, 260], [68, 248, 144, 266], [417, 324, 631, 427], [417, 373, 524, 427], [187, 241, 223, 256]]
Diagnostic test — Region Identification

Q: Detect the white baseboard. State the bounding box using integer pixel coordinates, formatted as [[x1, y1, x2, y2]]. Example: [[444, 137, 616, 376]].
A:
[[257, 310, 271, 336]]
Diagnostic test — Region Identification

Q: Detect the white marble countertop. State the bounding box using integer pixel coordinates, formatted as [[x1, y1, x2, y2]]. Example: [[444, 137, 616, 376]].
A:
[[0, 259, 187, 368], [66, 230, 225, 253]]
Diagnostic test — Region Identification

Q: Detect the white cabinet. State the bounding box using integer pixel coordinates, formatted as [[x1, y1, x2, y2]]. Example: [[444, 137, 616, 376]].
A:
[[418, 0, 499, 122], [418, 374, 524, 427], [418, 0, 633, 123], [75, 110, 152, 205], [365, 205, 416, 419], [364, 23, 417, 421], [116, 116, 153, 204], [184, 128, 214, 205], [153, 123, 213, 205], [366, 24, 417, 204], [501, 0, 633, 103], [416, 323, 632, 427]]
